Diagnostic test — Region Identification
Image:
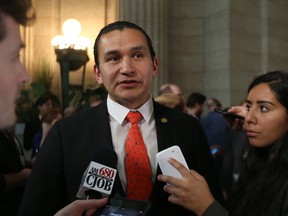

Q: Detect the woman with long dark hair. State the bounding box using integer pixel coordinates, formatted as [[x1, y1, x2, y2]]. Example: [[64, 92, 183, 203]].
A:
[[158, 70, 288, 216]]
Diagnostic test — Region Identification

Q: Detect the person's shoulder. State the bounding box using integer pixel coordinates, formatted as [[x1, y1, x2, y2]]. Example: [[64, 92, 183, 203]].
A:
[[203, 111, 223, 120]]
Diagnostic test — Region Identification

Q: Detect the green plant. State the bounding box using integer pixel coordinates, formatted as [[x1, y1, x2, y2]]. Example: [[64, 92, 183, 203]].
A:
[[16, 62, 56, 122], [16, 83, 49, 122], [16, 61, 107, 122], [33, 61, 53, 90]]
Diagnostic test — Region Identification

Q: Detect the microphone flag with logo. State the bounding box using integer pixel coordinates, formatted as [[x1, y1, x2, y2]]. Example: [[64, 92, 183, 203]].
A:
[[76, 148, 118, 199]]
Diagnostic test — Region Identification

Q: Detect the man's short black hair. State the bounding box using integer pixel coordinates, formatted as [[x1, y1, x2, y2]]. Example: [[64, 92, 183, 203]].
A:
[[93, 21, 156, 68], [186, 92, 207, 108]]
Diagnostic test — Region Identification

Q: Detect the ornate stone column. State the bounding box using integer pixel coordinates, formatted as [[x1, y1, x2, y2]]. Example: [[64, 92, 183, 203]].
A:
[[118, 0, 168, 96]]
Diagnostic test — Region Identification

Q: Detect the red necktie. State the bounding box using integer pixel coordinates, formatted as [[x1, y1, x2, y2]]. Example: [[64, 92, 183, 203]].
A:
[[125, 111, 152, 200]]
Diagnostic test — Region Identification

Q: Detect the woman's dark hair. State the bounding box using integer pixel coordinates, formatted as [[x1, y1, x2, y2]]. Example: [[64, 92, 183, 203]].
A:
[[0, 0, 35, 41], [248, 71, 288, 111], [93, 21, 156, 68], [228, 71, 288, 216]]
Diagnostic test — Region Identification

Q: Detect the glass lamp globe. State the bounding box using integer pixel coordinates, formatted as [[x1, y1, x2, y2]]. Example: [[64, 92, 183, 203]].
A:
[[62, 18, 81, 37]]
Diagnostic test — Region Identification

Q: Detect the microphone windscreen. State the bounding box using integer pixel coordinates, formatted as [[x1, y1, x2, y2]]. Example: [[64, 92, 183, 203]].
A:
[[76, 147, 118, 199]]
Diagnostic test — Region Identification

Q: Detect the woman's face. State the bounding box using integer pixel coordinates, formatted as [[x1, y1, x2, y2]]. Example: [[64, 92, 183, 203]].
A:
[[244, 83, 288, 147]]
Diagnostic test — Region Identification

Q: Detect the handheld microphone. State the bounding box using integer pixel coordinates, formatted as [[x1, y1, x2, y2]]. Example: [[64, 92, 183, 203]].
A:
[[76, 148, 118, 199]]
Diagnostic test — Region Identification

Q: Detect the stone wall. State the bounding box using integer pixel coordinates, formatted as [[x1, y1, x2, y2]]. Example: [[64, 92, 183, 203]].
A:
[[23, 0, 288, 107]]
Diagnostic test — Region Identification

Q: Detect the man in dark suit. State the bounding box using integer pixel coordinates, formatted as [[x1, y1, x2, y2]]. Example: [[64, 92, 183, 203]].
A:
[[19, 21, 222, 215]]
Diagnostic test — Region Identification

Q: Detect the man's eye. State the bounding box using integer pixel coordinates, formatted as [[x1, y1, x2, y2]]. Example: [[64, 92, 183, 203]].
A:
[[134, 53, 143, 58], [107, 56, 119, 62]]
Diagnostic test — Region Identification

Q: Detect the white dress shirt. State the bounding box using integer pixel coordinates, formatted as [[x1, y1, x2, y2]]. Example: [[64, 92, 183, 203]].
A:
[[107, 95, 158, 191]]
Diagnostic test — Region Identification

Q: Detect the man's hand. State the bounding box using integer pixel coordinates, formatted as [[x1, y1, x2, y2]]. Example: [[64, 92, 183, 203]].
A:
[[54, 198, 108, 216]]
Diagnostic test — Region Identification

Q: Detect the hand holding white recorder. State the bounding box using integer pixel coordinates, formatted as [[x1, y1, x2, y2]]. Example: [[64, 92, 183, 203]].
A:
[[156, 145, 189, 178]]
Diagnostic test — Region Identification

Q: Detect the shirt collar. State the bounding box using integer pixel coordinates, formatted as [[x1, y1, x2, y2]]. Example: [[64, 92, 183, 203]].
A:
[[107, 95, 154, 125]]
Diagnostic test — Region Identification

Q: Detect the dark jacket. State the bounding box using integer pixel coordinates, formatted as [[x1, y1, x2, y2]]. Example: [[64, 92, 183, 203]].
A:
[[19, 101, 222, 215], [203, 201, 229, 216], [0, 130, 26, 216]]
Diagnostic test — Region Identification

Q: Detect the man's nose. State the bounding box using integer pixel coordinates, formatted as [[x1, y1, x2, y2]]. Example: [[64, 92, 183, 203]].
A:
[[19, 64, 29, 83], [120, 57, 134, 74]]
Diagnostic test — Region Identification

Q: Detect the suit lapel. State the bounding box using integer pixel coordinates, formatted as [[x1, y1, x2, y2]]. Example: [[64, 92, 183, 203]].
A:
[[89, 102, 114, 150], [154, 101, 172, 152], [153, 101, 175, 182]]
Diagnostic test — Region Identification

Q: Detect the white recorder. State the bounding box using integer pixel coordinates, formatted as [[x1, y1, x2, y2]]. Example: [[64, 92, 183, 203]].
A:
[[156, 145, 189, 179]]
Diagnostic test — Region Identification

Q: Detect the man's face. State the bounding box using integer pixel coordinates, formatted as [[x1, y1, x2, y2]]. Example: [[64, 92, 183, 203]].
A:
[[0, 15, 29, 128], [94, 28, 158, 109]]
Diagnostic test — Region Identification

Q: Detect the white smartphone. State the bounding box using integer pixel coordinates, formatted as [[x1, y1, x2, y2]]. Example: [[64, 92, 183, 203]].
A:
[[156, 145, 189, 179]]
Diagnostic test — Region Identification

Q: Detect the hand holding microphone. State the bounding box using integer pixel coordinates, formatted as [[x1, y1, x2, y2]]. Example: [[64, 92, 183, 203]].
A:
[[75, 148, 151, 216], [53, 148, 118, 216], [52, 148, 117, 216], [54, 198, 108, 216]]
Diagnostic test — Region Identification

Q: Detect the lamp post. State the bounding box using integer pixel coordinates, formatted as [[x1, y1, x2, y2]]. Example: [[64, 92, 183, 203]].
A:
[[51, 19, 91, 109]]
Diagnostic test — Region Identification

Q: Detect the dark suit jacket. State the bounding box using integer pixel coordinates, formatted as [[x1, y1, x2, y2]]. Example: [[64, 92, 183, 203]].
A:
[[19, 101, 222, 216]]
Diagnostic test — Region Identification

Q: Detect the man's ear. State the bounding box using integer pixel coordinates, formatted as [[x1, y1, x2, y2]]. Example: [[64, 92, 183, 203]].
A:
[[94, 65, 103, 84], [152, 57, 159, 78]]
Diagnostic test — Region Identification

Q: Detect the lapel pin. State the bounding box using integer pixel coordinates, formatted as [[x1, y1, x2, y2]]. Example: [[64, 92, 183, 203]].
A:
[[161, 118, 168, 123]]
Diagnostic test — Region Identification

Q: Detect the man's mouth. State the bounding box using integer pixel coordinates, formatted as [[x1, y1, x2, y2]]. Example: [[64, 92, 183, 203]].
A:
[[118, 80, 140, 88]]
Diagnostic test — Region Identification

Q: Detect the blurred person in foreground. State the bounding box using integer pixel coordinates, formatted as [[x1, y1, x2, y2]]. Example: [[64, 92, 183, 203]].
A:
[[158, 71, 288, 216], [19, 21, 222, 215], [0, 0, 105, 215], [0, 0, 33, 215]]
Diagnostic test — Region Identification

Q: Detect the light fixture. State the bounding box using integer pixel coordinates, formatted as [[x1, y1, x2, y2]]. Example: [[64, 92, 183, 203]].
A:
[[51, 18, 90, 109], [51, 18, 91, 50]]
